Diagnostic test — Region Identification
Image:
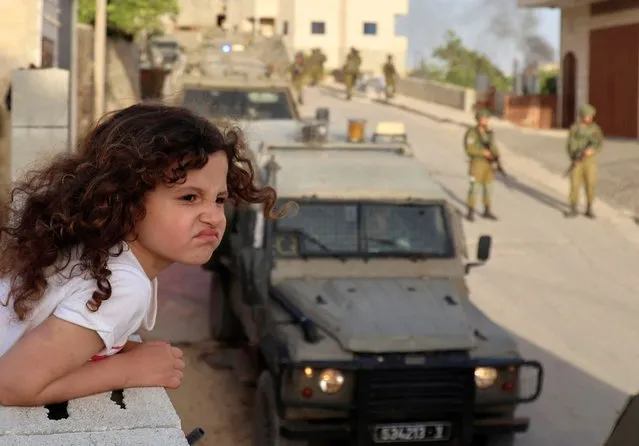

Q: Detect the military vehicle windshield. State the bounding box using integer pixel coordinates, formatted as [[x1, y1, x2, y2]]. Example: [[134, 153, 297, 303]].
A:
[[183, 88, 294, 120], [274, 202, 454, 258]]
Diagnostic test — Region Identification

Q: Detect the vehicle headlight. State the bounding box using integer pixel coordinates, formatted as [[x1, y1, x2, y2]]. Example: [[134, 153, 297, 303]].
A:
[[318, 368, 345, 394], [474, 367, 498, 389]]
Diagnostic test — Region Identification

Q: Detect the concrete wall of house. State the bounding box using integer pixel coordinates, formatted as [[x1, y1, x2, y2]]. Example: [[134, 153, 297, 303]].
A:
[[177, 0, 224, 28], [343, 0, 408, 76], [76, 24, 95, 143], [0, 0, 42, 96], [42, 0, 60, 66], [105, 38, 141, 114], [560, 5, 639, 128], [279, 0, 296, 53], [9, 68, 68, 182], [559, 5, 590, 127], [278, 0, 408, 76]]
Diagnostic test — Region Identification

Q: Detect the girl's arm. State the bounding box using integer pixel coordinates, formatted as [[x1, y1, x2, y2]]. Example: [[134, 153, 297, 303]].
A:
[[0, 315, 128, 406], [0, 316, 183, 407]]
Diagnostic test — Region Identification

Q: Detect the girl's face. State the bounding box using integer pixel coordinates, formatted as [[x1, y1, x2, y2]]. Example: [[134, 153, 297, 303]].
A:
[[129, 151, 229, 278]]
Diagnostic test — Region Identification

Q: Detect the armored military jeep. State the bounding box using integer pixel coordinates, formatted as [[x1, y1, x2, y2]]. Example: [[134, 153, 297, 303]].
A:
[[178, 75, 300, 121], [209, 141, 544, 446]]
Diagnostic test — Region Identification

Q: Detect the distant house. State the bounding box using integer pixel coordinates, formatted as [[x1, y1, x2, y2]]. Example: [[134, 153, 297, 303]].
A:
[[520, 0, 639, 138], [225, 0, 409, 76]]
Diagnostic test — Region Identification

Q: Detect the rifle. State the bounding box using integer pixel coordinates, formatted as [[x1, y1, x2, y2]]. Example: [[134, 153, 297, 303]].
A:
[[563, 135, 596, 178], [481, 130, 507, 176]]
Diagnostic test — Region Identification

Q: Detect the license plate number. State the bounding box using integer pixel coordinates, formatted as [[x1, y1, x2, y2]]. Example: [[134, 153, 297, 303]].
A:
[[373, 422, 451, 443]]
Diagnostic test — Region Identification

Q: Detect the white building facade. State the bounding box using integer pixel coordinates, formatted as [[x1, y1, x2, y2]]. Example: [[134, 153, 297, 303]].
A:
[[520, 0, 639, 138], [278, 0, 408, 75], [223, 0, 408, 75]]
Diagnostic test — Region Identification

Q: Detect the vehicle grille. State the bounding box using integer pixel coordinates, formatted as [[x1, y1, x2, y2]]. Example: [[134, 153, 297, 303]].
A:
[[356, 353, 475, 421]]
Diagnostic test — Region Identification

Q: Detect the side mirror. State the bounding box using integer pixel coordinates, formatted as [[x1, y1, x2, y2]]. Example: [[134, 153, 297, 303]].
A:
[[477, 235, 492, 261], [464, 235, 492, 275]]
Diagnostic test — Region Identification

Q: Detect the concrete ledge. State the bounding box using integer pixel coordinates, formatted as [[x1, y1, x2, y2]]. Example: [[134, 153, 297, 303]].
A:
[[396, 77, 476, 113], [0, 427, 188, 446], [0, 336, 187, 445], [0, 387, 187, 445]]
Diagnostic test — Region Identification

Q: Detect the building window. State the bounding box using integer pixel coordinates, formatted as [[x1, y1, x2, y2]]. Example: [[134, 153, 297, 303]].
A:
[[282, 20, 289, 35], [311, 21, 325, 35], [363, 22, 377, 35]]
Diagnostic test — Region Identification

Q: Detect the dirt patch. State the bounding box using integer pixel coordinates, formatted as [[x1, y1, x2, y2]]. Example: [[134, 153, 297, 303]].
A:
[[145, 264, 254, 445], [165, 341, 253, 446]]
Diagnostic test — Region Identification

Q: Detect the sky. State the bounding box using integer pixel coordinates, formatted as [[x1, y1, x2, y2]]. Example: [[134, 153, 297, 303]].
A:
[[396, 0, 561, 74]]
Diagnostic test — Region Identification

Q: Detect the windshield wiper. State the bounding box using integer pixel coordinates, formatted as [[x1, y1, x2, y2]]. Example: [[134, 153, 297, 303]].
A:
[[291, 229, 348, 262], [365, 237, 412, 249]]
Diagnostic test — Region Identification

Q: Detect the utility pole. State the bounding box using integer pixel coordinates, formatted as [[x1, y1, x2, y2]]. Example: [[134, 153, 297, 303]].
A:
[[68, 0, 78, 150], [93, 0, 107, 121]]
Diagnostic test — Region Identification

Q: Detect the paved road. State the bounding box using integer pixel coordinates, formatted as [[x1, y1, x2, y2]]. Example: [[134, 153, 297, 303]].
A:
[[289, 85, 639, 446], [495, 127, 639, 216], [362, 83, 639, 216]]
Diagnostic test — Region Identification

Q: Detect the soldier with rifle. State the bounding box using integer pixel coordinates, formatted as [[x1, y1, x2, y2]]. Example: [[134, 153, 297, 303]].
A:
[[289, 52, 306, 105], [564, 103, 603, 218], [463, 108, 503, 222]]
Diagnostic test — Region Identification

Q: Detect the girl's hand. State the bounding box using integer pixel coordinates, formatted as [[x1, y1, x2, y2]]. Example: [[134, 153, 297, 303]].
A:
[[122, 341, 185, 389]]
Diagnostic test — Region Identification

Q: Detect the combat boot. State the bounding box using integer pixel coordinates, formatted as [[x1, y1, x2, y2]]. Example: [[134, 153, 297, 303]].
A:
[[482, 206, 498, 220], [585, 204, 595, 219], [466, 208, 475, 222], [564, 204, 578, 218]]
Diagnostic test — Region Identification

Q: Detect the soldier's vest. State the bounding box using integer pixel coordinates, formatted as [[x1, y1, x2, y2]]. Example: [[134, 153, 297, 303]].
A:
[[345, 57, 359, 74]]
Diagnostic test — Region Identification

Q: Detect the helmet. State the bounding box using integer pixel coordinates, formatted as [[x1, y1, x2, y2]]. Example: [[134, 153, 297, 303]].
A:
[[475, 108, 491, 121], [579, 103, 596, 118]]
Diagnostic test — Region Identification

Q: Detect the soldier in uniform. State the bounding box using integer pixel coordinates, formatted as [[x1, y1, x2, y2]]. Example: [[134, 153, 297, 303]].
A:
[[308, 48, 327, 86], [289, 52, 306, 105], [565, 103, 604, 218], [463, 108, 499, 222], [382, 54, 397, 99], [342, 47, 361, 100]]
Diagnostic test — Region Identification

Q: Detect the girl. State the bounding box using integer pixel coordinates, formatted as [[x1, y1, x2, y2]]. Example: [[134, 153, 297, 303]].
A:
[[0, 103, 279, 407]]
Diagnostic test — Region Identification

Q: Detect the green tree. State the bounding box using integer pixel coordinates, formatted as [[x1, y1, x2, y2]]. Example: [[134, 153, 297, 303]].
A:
[[538, 69, 558, 95], [421, 30, 511, 92], [408, 60, 445, 82], [78, 0, 179, 37]]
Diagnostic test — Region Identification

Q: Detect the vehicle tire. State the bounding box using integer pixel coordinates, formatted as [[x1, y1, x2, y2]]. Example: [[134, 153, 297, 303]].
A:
[[474, 433, 515, 446], [253, 371, 309, 446], [210, 269, 244, 343]]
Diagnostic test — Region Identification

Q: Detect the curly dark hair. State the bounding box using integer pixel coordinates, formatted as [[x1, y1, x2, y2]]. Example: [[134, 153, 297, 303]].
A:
[[0, 102, 282, 321]]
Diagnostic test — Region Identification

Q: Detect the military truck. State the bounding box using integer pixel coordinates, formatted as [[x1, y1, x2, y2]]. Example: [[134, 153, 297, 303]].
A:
[[207, 139, 544, 446]]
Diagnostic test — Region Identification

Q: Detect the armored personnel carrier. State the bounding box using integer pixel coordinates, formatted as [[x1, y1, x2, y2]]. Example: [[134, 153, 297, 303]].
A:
[[208, 138, 544, 446]]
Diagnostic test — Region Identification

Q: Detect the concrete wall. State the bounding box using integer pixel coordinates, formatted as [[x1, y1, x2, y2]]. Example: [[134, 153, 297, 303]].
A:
[[0, 0, 42, 97], [76, 24, 95, 144], [396, 77, 477, 113], [559, 5, 590, 127], [176, 0, 224, 28], [0, 387, 188, 445], [10, 68, 68, 183], [105, 38, 142, 114]]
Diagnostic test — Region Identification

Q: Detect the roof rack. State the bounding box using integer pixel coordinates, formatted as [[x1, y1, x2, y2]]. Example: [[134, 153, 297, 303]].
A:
[[260, 141, 413, 156]]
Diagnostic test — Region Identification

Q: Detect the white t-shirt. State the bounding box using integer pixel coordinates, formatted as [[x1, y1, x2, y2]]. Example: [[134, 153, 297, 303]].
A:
[[0, 244, 157, 358]]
